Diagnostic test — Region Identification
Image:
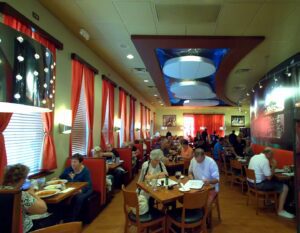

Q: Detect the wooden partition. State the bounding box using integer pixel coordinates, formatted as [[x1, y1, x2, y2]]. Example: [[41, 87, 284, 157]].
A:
[[115, 148, 133, 183]]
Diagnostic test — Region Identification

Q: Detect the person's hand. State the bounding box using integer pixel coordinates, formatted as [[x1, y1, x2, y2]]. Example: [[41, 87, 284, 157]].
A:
[[203, 179, 210, 185], [69, 172, 75, 179]]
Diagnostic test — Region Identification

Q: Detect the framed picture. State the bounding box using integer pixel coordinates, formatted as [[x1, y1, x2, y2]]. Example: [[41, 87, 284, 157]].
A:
[[163, 115, 176, 127], [231, 115, 245, 127]]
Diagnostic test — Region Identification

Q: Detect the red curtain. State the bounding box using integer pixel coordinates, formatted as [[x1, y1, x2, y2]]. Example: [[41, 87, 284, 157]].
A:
[[129, 96, 136, 141], [101, 79, 115, 149], [70, 60, 84, 156], [0, 113, 13, 184], [119, 89, 127, 146], [100, 80, 109, 149], [4, 15, 32, 37], [194, 114, 225, 137], [140, 103, 144, 139], [84, 67, 95, 157]]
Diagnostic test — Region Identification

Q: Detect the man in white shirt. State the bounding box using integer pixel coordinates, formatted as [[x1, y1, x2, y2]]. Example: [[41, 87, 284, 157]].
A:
[[248, 147, 294, 219], [188, 148, 219, 205]]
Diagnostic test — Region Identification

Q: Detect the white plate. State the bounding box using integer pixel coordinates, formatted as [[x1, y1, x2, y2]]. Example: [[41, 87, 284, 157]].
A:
[[35, 189, 60, 198], [44, 184, 62, 190], [46, 179, 68, 185], [180, 175, 185, 179], [179, 187, 190, 192]]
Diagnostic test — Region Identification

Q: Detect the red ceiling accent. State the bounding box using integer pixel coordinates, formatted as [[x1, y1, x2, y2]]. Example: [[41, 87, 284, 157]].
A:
[[132, 35, 264, 106]]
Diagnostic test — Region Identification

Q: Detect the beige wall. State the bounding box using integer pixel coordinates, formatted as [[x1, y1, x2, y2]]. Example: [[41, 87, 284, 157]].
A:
[[4, 0, 155, 176], [155, 106, 250, 136]]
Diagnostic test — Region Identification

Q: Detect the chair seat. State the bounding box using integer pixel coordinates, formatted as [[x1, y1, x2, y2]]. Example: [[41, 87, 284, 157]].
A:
[[168, 208, 204, 224], [128, 208, 164, 223]]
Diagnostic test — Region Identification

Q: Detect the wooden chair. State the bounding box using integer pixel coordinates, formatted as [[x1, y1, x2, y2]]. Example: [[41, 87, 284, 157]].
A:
[[31, 222, 82, 233], [122, 186, 165, 233], [220, 153, 232, 183], [0, 188, 22, 233], [245, 168, 278, 215], [211, 193, 221, 222], [230, 159, 246, 192], [167, 190, 209, 233]]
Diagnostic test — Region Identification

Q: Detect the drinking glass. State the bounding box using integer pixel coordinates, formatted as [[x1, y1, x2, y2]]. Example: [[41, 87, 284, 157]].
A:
[[175, 171, 181, 185]]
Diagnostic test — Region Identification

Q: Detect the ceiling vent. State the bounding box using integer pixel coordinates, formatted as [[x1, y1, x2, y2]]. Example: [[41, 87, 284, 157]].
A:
[[235, 68, 252, 74], [147, 85, 155, 88], [131, 68, 147, 74]]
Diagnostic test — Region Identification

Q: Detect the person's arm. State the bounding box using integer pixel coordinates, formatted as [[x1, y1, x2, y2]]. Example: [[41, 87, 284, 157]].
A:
[[188, 160, 194, 180], [270, 158, 277, 173], [59, 167, 71, 180], [24, 189, 47, 215], [263, 161, 272, 180], [81, 168, 92, 193], [204, 162, 219, 185]]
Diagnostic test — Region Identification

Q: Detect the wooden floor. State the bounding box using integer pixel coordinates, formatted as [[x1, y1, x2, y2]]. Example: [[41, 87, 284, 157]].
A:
[[83, 175, 296, 233]]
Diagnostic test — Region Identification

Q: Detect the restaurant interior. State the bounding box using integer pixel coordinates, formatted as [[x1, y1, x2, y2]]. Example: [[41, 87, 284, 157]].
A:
[[0, 0, 299, 233]]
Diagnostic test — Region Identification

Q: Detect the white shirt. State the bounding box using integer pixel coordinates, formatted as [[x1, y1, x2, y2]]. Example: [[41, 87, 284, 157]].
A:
[[138, 161, 168, 183], [188, 156, 220, 192], [248, 153, 271, 183]]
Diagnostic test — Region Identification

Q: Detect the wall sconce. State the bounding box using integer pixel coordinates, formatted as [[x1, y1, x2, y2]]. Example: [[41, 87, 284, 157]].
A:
[[135, 122, 141, 131], [200, 126, 206, 130], [146, 124, 150, 131], [58, 109, 72, 134], [161, 126, 167, 130], [219, 126, 226, 131], [114, 118, 121, 132]]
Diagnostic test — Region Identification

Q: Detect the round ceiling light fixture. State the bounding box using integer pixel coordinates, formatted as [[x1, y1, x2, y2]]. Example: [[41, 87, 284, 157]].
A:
[[170, 81, 216, 99], [183, 99, 219, 107], [163, 55, 216, 79]]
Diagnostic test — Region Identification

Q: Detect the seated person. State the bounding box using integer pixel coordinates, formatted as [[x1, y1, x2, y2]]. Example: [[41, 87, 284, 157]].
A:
[[138, 149, 168, 205], [2, 164, 56, 233], [188, 148, 219, 206], [248, 148, 294, 219], [213, 138, 224, 161], [244, 140, 254, 159], [59, 154, 93, 221], [233, 135, 246, 157], [180, 139, 194, 160]]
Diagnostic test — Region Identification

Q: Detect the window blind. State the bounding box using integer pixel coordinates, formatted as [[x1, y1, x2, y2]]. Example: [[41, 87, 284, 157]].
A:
[[72, 78, 89, 156], [4, 112, 44, 174]]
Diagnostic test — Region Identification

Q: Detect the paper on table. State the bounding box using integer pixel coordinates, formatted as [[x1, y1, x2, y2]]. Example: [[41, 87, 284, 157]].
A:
[[275, 169, 285, 173], [282, 172, 294, 177], [184, 180, 204, 189], [156, 178, 177, 186], [60, 187, 75, 193]]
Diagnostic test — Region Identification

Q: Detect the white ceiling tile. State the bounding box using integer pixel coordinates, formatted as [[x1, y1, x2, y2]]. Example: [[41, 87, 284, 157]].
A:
[[186, 23, 216, 35], [156, 24, 186, 35]]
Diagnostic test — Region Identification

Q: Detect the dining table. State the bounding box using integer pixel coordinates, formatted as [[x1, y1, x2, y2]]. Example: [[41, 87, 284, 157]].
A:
[[136, 176, 213, 205], [41, 182, 88, 204]]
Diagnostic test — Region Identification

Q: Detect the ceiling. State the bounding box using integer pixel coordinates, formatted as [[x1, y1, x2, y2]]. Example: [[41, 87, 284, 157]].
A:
[[39, 0, 300, 108]]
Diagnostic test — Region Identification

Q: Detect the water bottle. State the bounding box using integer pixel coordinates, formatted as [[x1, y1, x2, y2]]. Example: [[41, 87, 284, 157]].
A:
[[165, 176, 169, 186]]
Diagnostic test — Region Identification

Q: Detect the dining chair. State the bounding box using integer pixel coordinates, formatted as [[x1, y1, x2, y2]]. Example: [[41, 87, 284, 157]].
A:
[[220, 153, 232, 183], [122, 185, 165, 233], [167, 190, 209, 233], [183, 159, 190, 175], [30, 222, 82, 233], [245, 168, 278, 215], [0, 188, 22, 233], [230, 159, 246, 192]]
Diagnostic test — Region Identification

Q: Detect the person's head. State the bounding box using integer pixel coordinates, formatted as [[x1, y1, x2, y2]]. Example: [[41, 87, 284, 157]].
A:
[[106, 144, 113, 152], [194, 148, 206, 164], [150, 149, 163, 168], [246, 140, 251, 147], [213, 131, 216, 134], [262, 147, 273, 159], [232, 130, 235, 134], [182, 139, 189, 149], [219, 137, 224, 145], [71, 153, 84, 170], [2, 164, 29, 188], [93, 146, 102, 157], [161, 139, 169, 149], [121, 142, 129, 148]]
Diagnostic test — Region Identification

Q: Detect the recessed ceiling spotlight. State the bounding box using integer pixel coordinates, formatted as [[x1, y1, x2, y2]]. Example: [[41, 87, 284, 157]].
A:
[[45, 51, 50, 57], [127, 54, 134, 60], [42, 99, 46, 104], [14, 93, 21, 99], [144, 80, 149, 83], [43, 83, 48, 88], [154, 94, 158, 97], [16, 74, 23, 81], [53, 76, 56, 80], [246, 93, 250, 96], [79, 28, 90, 40], [33, 71, 39, 76], [0, 38, 2, 43], [160, 103, 164, 106], [259, 82, 263, 89], [52, 103, 55, 108], [17, 36, 24, 43], [50, 79, 54, 84], [44, 68, 49, 73]]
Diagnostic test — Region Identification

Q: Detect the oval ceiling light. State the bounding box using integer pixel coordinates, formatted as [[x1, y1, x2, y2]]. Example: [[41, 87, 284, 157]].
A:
[[163, 55, 216, 79], [170, 81, 216, 99], [127, 54, 134, 59], [183, 99, 219, 106]]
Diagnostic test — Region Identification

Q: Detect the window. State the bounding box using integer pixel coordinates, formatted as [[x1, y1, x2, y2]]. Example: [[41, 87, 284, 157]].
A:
[[4, 112, 44, 173], [183, 116, 195, 138], [72, 77, 89, 155]]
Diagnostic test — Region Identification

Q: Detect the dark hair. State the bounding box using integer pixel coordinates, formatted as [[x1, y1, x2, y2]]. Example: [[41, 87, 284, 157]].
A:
[[72, 153, 84, 163], [182, 139, 189, 145], [219, 137, 224, 142], [3, 164, 29, 186]]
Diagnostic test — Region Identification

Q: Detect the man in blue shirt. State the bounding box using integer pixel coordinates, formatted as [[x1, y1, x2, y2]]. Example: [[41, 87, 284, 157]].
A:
[[213, 137, 224, 161], [60, 153, 93, 221]]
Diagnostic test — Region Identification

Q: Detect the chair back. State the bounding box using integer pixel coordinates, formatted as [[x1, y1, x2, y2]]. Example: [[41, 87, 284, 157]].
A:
[[30, 222, 82, 233], [0, 188, 22, 233], [134, 144, 143, 160], [245, 168, 257, 190], [116, 148, 133, 181], [183, 190, 208, 210], [230, 159, 243, 170], [122, 186, 140, 220]]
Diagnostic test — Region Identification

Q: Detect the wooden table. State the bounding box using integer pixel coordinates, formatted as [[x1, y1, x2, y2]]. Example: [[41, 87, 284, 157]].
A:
[[42, 182, 87, 204], [108, 161, 124, 171], [274, 173, 294, 181], [137, 177, 213, 204]]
